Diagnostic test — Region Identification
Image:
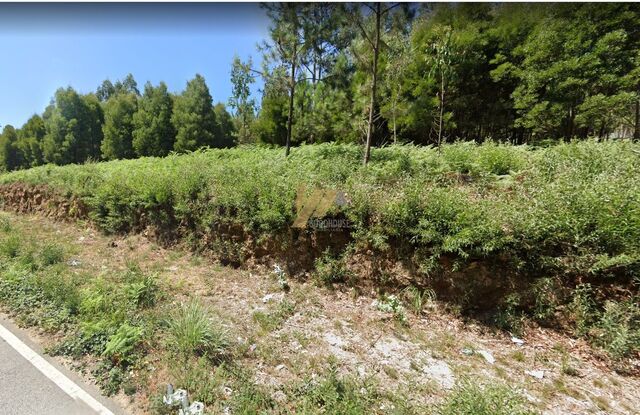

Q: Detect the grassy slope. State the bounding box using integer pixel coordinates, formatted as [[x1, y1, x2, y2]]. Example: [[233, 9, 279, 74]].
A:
[[1, 140, 638, 278], [0, 140, 639, 358]]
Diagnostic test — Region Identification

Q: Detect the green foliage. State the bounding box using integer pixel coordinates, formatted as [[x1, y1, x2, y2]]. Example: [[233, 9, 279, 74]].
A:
[[0, 234, 22, 258], [292, 365, 377, 414], [403, 286, 436, 316], [101, 92, 138, 160], [103, 323, 144, 365], [132, 81, 176, 157], [42, 87, 103, 165], [1, 140, 638, 285], [376, 294, 408, 325], [593, 299, 640, 360], [253, 298, 296, 332], [437, 380, 537, 415], [166, 300, 230, 360], [0, 125, 22, 171], [313, 250, 352, 286], [38, 243, 65, 267], [171, 74, 219, 152]]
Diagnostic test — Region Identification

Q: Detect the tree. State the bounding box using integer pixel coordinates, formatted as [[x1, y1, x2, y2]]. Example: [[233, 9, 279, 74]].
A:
[[96, 80, 116, 102], [254, 70, 289, 146], [42, 88, 103, 165], [427, 25, 456, 149], [0, 125, 21, 171], [132, 82, 175, 157], [171, 74, 218, 152], [16, 114, 45, 167], [503, 4, 640, 140], [213, 103, 236, 148], [262, 3, 306, 156], [351, 3, 400, 164], [229, 56, 256, 143], [101, 92, 138, 160], [97, 74, 140, 102]]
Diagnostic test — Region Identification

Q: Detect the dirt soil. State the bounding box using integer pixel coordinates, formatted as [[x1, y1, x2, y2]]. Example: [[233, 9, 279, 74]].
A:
[[3, 212, 640, 415]]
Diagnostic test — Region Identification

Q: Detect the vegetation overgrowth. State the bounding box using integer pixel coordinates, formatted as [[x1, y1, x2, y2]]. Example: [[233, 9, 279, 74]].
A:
[[0, 213, 542, 414], [0, 140, 639, 362]]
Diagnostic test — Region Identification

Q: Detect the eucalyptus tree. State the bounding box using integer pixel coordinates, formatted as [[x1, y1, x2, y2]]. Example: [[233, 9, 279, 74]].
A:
[[229, 56, 256, 144]]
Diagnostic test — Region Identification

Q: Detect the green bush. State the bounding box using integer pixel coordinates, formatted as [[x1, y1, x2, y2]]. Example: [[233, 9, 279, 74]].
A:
[[103, 323, 144, 365], [0, 234, 22, 258], [38, 243, 65, 267]]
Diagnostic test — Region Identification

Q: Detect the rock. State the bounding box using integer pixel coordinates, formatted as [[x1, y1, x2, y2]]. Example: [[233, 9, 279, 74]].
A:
[[276, 364, 286, 371], [68, 259, 81, 267], [511, 336, 525, 346], [525, 369, 544, 379], [478, 350, 495, 364], [460, 348, 474, 356], [422, 359, 455, 389]]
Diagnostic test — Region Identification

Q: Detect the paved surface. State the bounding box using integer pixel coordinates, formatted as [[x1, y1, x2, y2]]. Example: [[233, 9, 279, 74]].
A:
[[0, 337, 98, 414], [0, 316, 125, 415]]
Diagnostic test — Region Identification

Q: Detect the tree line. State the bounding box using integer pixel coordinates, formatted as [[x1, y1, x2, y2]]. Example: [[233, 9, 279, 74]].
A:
[[2, 2, 639, 171], [248, 2, 640, 161], [0, 73, 234, 170]]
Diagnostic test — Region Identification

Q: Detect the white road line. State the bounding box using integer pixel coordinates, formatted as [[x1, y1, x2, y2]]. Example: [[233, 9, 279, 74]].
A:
[[0, 322, 115, 415]]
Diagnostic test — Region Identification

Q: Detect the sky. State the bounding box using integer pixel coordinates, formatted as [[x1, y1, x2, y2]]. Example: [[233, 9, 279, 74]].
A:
[[0, 3, 269, 128]]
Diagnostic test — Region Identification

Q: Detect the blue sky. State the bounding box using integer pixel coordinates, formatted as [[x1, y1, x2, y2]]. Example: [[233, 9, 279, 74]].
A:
[[0, 3, 269, 128]]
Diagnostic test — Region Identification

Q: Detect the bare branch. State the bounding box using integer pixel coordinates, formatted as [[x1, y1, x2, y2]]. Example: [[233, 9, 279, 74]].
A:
[[382, 3, 401, 15]]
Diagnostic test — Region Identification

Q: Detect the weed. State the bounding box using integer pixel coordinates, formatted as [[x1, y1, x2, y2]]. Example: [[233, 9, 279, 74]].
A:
[[437, 379, 537, 415], [376, 294, 408, 325], [103, 323, 144, 366], [93, 359, 129, 397], [592, 299, 640, 359], [403, 286, 436, 316], [570, 284, 596, 337], [0, 234, 21, 258], [531, 277, 559, 323], [494, 294, 524, 335], [38, 243, 65, 267], [313, 251, 352, 286], [166, 300, 229, 361], [292, 364, 377, 414], [253, 299, 296, 332]]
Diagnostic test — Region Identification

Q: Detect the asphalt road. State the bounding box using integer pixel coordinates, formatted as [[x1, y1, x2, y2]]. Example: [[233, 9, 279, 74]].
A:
[[0, 316, 125, 415]]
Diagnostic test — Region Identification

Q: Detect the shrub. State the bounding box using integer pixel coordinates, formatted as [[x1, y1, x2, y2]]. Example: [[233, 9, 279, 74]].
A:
[[375, 294, 407, 325], [38, 243, 65, 267], [0, 234, 22, 258], [591, 299, 640, 360], [313, 251, 352, 286]]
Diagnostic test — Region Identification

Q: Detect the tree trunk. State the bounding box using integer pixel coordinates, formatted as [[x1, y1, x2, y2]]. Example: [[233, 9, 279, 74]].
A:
[[286, 42, 297, 157], [363, 4, 381, 165], [437, 75, 445, 151], [634, 98, 639, 141]]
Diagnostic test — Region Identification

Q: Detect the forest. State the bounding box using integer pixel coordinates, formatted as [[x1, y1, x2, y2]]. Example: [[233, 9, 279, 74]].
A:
[[1, 2, 639, 172]]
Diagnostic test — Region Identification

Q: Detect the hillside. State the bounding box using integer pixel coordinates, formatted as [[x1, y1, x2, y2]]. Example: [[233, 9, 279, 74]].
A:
[[0, 141, 638, 413]]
